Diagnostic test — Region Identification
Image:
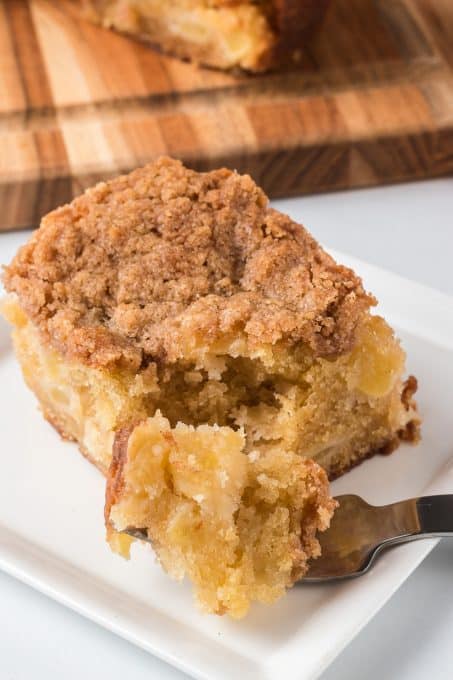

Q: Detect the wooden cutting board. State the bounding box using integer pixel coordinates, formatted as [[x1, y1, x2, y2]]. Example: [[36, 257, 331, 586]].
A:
[[1, 0, 453, 230]]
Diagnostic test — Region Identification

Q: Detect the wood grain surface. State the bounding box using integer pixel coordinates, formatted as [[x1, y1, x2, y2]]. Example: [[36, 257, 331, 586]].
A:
[[1, 0, 453, 230]]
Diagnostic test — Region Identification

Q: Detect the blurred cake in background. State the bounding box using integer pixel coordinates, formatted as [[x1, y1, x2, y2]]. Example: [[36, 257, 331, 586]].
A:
[[76, 0, 330, 71]]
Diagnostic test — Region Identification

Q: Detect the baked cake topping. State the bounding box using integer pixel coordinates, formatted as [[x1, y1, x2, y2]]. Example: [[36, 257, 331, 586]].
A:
[[4, 157, 374, 369]]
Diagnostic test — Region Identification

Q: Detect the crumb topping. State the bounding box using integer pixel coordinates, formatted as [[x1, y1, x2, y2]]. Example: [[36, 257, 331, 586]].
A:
[[4, 157, 374, 369]]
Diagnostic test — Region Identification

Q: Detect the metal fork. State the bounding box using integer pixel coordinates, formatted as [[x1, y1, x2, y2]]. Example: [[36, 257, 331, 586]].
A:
[[304, 494, 453, 581], [123, 494, 453, 581]]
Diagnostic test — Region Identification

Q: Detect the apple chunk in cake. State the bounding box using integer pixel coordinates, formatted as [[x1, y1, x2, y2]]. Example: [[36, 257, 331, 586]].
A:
[[2, 156, 419, 616]]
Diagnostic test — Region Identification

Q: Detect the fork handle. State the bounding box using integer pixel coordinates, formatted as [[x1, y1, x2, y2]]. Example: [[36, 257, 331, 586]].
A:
[[414, 495, 453, 536], [406, 459, 453, 538]]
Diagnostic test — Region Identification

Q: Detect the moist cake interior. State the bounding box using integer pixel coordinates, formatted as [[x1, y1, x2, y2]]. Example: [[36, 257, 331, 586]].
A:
[[4, 298, 417, 478], [107, 414, 334, 617]]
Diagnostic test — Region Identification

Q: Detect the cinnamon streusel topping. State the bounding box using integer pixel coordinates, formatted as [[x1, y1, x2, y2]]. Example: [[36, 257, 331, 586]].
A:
[[3, 157, 374, 369]]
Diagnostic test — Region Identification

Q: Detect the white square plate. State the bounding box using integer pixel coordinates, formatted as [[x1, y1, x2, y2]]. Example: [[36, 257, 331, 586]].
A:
[[1, 251, 453, 680]]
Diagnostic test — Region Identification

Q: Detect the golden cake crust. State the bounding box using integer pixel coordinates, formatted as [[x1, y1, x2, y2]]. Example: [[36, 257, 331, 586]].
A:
[[4, 157, 374, 370], [105, 425, 133, 524]]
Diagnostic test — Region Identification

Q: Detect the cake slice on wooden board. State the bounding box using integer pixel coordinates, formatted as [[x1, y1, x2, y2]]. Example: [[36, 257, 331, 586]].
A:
[[74, 0, 330, 71], [2, 156, 419, 617]]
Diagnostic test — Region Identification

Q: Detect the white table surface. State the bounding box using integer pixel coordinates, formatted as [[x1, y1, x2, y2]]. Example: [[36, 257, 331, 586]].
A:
[[1, 178, 453, 680]]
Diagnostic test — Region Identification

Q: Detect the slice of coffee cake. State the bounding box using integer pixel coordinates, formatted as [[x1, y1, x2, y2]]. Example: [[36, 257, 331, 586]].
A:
[[3, 157, 418, 616], [75, 0, 330, 71]]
